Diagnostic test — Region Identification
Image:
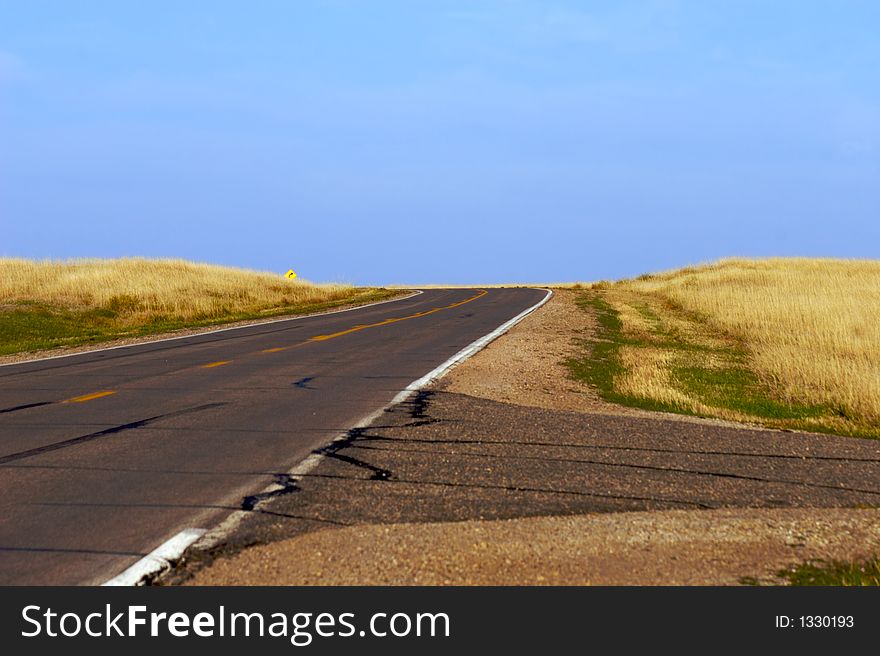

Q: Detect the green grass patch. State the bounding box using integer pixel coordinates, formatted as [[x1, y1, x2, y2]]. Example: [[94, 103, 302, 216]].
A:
[[0, 289, 400, 357], [565, 294, 690, 415], [565, 289, 871, 435], [778, 558, 880, 586], [671, 365, 827, 421]]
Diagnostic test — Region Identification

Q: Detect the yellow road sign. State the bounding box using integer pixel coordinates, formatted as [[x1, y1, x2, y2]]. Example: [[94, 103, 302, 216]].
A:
[[285, 269, 297, 279]]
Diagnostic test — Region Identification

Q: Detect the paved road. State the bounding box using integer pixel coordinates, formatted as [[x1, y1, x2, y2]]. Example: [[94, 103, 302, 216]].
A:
[[0, 287, 547, 585]]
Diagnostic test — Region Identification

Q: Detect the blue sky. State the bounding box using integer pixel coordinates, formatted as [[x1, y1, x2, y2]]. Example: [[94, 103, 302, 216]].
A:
[[1, 1, 878, 284]]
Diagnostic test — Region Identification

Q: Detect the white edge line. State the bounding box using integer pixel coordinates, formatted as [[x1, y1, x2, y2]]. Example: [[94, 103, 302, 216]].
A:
[[101, 287, 553, 583], [102, 528, 207, 586], [193, 288, 554, 551], [2, 290, 423, 368]]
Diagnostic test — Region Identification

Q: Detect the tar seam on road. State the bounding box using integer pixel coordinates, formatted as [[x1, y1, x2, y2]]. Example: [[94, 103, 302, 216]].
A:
[[0, 402, 228, 465]]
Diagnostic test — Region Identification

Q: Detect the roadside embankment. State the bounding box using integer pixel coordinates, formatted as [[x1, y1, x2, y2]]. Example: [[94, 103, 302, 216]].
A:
[[0, 258, 399, 358], [568, 258, 880, 438]]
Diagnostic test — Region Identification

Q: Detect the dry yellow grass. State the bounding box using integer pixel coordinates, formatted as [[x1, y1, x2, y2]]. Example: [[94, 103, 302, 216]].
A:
[[593, 257, 880, 434], [0, 257, 359, 320], [0, 258, 397, 356]]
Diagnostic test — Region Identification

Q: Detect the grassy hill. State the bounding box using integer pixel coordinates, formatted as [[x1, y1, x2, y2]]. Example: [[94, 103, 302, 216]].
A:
[[567, 257, 880, 438], [0, 258, 398, 356]]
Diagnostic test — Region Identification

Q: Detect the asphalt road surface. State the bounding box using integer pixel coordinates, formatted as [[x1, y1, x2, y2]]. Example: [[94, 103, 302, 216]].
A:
[[0, 287, 547, 585]]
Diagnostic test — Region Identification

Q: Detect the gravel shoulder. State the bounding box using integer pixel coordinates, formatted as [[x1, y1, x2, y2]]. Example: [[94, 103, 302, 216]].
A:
[[439, 289, 622, 414], [191, 508, 880, 586], [176, 289, 880, 586]]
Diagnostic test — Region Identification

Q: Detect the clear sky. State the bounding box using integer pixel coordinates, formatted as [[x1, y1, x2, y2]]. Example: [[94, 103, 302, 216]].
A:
[[1, 1, 878, 285]]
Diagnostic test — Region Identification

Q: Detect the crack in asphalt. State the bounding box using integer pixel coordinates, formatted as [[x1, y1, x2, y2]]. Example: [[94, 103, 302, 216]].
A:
[[313, 427, 392, 481], [300, 471, 714, 508], [0, 402, 228, 465], [0, 401, 53, 415], [353, 435, 880, 463], [345, 443, 880, 497], [402, 390, 438, 427], [0, 546, 144, 556], [241, 473, 300, 511]]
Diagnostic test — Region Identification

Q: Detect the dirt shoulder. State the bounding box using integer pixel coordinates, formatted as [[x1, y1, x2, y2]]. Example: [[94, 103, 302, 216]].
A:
[[175, 289, 880, 586], [439, 289, 622, 414], [191, 508, 880, 586]]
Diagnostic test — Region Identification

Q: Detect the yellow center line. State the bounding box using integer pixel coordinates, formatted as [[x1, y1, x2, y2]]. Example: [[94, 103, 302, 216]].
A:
[[64, 390, 116, 403], [310, 290, 488, 342], [58, 293, 488, 403]]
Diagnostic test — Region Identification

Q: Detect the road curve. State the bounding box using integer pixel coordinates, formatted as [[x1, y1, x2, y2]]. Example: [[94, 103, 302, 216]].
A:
[[0, 288, 547, 585]]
